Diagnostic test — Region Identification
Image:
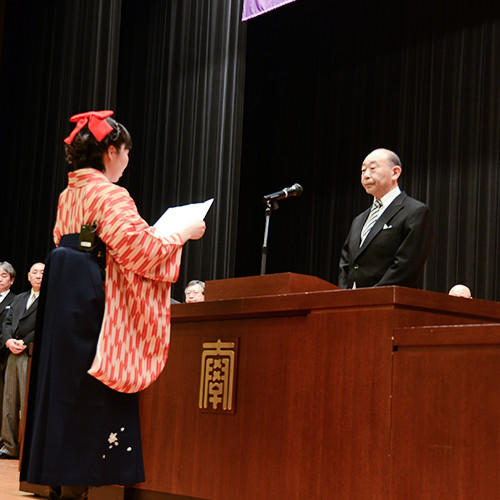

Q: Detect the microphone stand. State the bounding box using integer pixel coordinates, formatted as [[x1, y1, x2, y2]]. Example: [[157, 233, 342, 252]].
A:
[[260, 199, 279, 275]]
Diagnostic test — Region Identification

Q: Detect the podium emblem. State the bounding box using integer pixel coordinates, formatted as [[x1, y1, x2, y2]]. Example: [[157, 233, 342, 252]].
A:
[[199, 338, 238, 413]]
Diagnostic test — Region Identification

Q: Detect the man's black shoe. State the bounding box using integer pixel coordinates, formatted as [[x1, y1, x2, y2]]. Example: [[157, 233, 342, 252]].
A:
[[0, 451, 17, 459]]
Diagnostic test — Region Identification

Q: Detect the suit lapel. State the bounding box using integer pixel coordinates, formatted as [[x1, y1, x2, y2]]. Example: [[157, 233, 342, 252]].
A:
[[16, 291, 32, 319], [0, 291, 14, 314], [23, 296, 38, 317], [352, 207, 371, 248], [354, 192, 407, 260]]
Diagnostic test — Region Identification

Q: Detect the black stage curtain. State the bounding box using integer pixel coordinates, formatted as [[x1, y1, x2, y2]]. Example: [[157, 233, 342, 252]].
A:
[[1, 0, 498, 301], [0, 0, 245, 301], [117, 0, 246, 299], [237, 0, 499, 300], [0, 0, 122, 290]]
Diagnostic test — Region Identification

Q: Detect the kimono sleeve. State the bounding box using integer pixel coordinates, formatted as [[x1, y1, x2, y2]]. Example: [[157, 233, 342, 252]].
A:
[[91, 182, 185, 282]]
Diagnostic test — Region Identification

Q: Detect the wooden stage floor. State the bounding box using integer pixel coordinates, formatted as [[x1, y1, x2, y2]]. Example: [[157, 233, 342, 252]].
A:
[[0, 459, 35, 500]]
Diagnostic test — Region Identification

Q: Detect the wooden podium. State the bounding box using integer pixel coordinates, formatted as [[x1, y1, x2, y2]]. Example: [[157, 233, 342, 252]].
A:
[[130, 273, 500, 500], [391, 323, 500, 499]]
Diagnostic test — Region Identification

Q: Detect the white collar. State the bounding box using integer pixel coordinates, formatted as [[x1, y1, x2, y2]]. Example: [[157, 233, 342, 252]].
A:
[[377, 186, 401, 207]]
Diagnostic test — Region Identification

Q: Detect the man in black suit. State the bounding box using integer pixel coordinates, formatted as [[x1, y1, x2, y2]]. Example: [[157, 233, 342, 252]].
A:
[[0, 262, 16, 441], [0, 262, 44, 459], [338, 148, 433, 289]]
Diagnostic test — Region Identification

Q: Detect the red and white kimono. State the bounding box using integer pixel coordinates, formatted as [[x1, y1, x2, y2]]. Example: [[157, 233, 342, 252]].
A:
[[54, 168, 184, 393]]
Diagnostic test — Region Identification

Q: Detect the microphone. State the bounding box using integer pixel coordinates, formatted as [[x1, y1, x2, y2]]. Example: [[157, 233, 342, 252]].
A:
[[263, 183, 303, 202]]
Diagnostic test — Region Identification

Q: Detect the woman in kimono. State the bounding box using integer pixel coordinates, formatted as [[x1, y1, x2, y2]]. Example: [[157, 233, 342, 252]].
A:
[[20, 110, 205, 499]]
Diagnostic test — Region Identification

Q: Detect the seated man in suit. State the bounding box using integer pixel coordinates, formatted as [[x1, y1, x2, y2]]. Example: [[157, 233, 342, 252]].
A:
[[0, 262, 16, 443], [184, 280, 205, 303], [0, 262, 44, 459], [338, 148, 433, 289]]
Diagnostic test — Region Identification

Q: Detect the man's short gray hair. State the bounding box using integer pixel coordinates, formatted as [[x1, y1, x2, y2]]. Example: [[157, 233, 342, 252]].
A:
[[385, 149, 402, 169], [185, 280, 205, 293], [0, 261, 16, 279]]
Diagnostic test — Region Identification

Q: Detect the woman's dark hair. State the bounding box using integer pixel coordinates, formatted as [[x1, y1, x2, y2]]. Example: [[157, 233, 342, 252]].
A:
[[64, 117, 132, 171]]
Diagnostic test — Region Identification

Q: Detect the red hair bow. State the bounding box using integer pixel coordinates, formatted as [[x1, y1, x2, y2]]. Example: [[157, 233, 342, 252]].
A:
[[64, 110, 114, 144]]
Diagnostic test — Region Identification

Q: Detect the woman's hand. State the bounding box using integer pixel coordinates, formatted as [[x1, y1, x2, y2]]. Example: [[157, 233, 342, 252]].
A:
[[180, 220, 206, 242]]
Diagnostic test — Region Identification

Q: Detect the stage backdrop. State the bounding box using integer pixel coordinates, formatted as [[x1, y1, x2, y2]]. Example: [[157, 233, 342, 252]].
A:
[[0, 0, 246, 301], [236, 0, 499, 300], [1, 0, 498, 300]]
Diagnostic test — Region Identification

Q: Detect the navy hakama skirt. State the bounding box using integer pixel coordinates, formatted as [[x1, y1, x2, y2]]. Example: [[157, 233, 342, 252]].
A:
[[20, 235, 145, 486]]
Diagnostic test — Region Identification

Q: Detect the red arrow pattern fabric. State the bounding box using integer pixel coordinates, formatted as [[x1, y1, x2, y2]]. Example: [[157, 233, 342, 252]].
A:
[[53, 168, 184, 393]]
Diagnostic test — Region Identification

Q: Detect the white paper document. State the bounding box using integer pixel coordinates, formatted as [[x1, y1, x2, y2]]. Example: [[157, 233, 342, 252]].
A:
[[153, 198, 214, 238]]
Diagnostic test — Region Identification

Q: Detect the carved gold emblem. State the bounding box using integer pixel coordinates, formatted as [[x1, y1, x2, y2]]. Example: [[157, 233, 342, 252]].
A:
[[199, 338, 238, 413]]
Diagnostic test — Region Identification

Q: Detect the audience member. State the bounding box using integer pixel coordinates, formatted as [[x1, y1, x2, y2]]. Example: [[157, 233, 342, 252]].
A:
[[448, 284, 472, 299], [0, 261, 16, 442], [0, 262, 44, 459], [184, 280, 205, 303]]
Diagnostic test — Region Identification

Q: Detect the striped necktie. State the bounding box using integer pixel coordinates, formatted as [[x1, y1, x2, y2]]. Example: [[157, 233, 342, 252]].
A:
[[26, 292, 37, 310], [360, 199, 382, 245]]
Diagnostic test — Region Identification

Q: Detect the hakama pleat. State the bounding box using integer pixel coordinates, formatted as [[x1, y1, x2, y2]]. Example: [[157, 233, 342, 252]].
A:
[[21, 235, 145, 486]]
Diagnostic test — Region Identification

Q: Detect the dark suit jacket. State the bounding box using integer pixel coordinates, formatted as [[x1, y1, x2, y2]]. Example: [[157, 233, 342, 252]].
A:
[[1, 290, 39, 348], [338, 192, 433, 289], [0, 290, 16, 364]]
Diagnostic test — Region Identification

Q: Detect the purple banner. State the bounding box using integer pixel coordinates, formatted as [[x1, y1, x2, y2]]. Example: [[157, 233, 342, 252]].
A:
[[242, 0, 296, 21]]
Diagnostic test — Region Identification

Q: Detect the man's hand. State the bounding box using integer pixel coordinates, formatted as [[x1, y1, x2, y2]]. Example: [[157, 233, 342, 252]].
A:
[[5, 338, 27, 354]]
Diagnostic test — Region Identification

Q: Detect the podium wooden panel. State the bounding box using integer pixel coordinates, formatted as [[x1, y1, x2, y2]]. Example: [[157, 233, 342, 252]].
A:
[[130, 274, 500, 500], [204, 272, 338, 300], [391, 324, 500, 500]]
